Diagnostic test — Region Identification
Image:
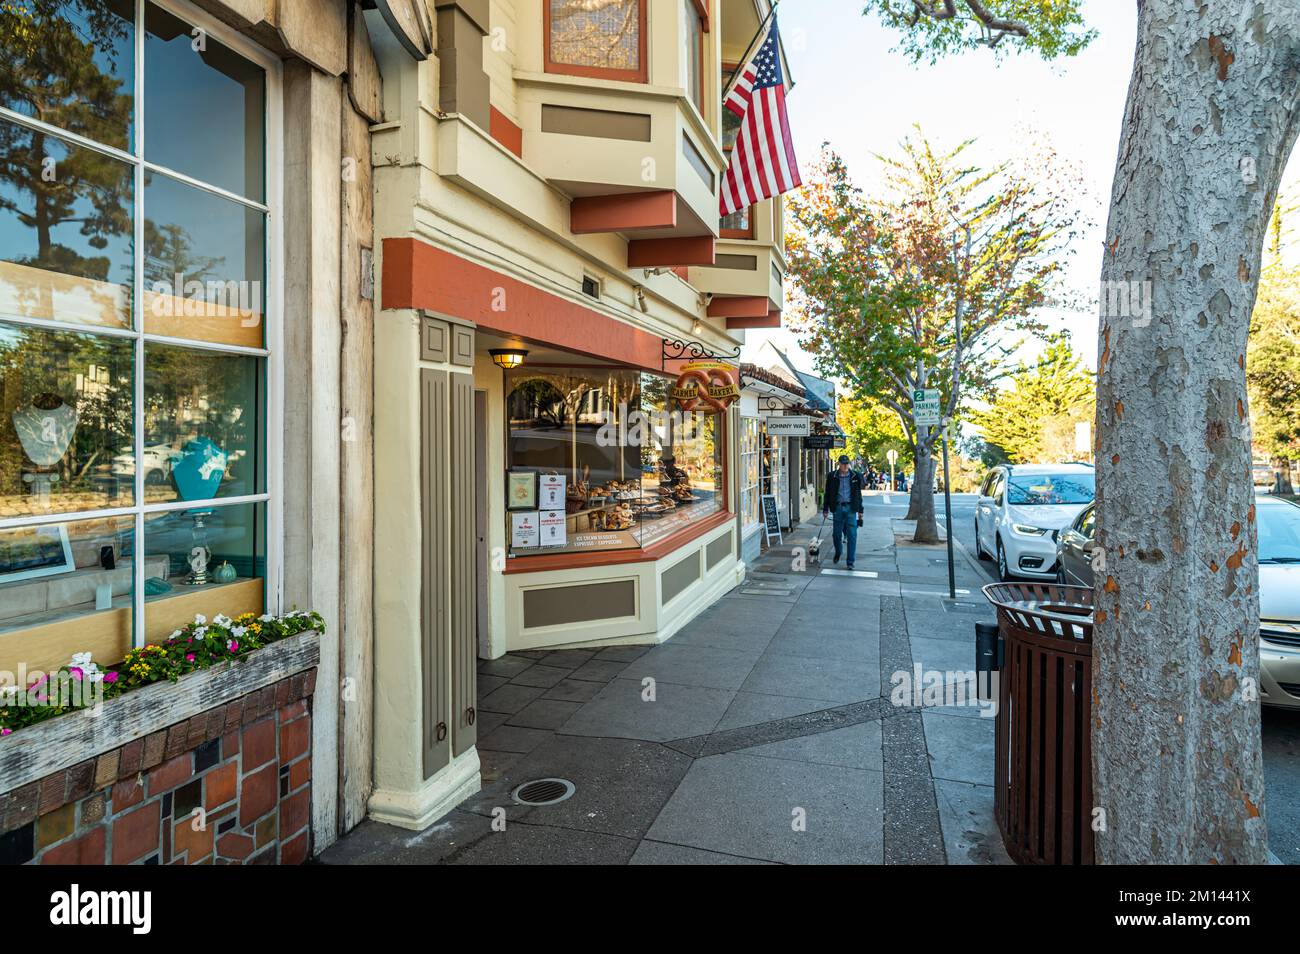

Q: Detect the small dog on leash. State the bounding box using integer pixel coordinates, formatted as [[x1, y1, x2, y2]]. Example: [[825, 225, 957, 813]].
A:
[[807, 516, 826, 565]]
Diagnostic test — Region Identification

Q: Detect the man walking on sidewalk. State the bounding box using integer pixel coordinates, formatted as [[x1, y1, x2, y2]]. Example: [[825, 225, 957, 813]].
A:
[[822, 454, 864, 569]]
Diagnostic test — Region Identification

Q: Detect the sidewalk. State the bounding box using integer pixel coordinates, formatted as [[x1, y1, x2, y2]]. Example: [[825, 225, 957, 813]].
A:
[[321, 508, 1011, 865]]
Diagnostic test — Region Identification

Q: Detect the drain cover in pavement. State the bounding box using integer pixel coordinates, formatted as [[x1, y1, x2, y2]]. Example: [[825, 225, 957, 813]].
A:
[[512, 778, 576, 806]]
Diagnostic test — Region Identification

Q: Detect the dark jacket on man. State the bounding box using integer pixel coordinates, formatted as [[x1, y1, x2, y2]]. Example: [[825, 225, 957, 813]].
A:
[[822, 469, 864, 514]]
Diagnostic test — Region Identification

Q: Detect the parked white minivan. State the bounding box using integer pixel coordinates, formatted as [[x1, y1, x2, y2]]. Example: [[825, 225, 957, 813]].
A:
[[974, 462, 1096, 581]]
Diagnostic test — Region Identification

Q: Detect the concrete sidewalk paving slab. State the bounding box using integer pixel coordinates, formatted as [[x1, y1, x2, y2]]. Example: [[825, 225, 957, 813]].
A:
[[630, 840, 776, 865], [741, 652, 880, 704], [557, 676, 736, 742], [615, 643, 763, 691], [645, 752, 885, 865], [923, 711, 996, 785], [460, 735, 692, 840], [767, 626, 879, 663], [507, 698, 585, 730], [479, 682, 547, 714], [744, 721, 883, 771], [934, 779, 1012, 865], [713, 691, 833, 732]]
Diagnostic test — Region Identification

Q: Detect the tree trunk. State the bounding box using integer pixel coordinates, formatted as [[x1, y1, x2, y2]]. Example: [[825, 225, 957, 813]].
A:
[[1093, 0, 1300, 864], [911, 441, 939, 543]]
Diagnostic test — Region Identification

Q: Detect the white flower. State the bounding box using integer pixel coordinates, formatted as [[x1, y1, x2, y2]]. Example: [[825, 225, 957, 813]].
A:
[[194, 626, 208, 638], [259, 614, 274, 622], [214, 614, 233, 628], [194, 614, 207, 625], [231, 625, 247, 638]]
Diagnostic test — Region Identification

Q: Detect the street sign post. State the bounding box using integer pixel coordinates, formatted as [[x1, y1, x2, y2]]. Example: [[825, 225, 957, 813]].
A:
[[886, 448, 897, 491], [913, 388, 941, 426], [941, 424, 955, 600]]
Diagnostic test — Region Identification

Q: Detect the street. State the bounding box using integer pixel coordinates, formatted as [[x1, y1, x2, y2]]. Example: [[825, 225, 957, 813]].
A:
[[864, 490, 1300, 864]]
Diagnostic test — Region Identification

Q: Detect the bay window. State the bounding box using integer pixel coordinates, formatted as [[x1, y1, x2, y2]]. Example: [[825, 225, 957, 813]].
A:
[[545, 0, 647, 83], [0, 0, 278, 676]]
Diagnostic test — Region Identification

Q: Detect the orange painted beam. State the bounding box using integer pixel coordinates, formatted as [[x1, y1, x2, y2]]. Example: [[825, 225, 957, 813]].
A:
[[707, 296, 770, 319], [570, 191, 677, 234], [489, 106, 522, 158], [726, 310, 782, 330], [381, 237, 664, 371], [627, 236, 715, 268]]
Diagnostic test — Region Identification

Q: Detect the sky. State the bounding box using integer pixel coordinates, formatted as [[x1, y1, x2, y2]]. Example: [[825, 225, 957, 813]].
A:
[[742, 0, 1300, 385]]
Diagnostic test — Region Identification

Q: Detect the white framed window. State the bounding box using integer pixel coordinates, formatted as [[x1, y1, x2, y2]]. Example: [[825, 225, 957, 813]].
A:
[[740, 416, 760, 531], [0, 0, 283, 672]]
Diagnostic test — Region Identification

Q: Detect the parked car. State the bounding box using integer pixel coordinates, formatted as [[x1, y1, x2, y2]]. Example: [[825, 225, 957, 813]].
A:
[[111, 443, 180, 486], [1054, 495, 1300, 709], [1253, 460, 1276, 491], [974, 462, 1095, 581]]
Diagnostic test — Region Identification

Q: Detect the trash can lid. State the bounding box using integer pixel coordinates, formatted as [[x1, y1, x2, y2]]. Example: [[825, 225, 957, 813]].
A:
[[982, 582, 1094, 640]]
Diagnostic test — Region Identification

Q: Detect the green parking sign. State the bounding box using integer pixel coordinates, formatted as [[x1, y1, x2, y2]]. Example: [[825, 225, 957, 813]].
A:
[[912, 388, 941, 426]]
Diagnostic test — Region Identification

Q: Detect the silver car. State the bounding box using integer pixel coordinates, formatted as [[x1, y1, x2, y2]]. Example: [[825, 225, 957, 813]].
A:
[[1055, 496, 1300, 709]]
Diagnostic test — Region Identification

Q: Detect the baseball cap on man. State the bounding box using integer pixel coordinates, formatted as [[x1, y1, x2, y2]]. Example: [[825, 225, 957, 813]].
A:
[[838, 455, 850, 464]]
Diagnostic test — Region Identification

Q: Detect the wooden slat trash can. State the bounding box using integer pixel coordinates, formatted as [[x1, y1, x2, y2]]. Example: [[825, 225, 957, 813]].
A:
[[981, 582, 1095, 865]]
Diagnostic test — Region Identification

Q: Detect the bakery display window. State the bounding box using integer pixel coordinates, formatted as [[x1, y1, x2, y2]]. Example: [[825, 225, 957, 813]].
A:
[[504, 367, 727, 558]]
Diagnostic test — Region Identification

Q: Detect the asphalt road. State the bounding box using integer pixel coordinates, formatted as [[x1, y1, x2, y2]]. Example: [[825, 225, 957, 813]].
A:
[[865, 489, 1300, 864]]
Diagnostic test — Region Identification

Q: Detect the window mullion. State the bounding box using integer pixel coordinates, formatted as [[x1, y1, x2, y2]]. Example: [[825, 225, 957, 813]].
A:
[[132, 0, 146, 650]]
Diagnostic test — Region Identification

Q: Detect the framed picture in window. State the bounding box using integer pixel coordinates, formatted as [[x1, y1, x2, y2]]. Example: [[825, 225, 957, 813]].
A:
[[0, 525, 75, 583], [506, 470, 538, 511]]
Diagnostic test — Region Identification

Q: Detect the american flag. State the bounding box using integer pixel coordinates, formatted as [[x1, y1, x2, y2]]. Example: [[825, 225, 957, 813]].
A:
[[720, 16, 801, 216]]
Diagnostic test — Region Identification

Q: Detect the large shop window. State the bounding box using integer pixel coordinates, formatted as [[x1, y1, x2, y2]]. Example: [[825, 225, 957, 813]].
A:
[[506, 369, 724, 557], [0, 1, 274, 675], [545, 0, 647, 83]]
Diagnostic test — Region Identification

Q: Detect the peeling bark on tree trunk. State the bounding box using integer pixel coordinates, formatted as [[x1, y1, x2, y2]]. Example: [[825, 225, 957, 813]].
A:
[[1094, 0, 1300, 864], [911, 440, 940, 542]]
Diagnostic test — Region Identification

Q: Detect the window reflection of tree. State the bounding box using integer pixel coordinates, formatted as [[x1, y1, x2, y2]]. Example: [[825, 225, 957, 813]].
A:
[[550, 0, 640, 71], [508, 378, 566, 430], [0, 1, 135, 323]]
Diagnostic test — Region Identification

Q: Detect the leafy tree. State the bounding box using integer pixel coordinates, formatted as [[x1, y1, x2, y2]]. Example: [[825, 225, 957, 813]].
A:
[[971, 331, 1094, 463], [837, 394, 911, 472], [786, 133, 1079, 542], [865, 0, 1095, 61], [863, 0, 1299, 865], [1247, 264, 1300, 494]]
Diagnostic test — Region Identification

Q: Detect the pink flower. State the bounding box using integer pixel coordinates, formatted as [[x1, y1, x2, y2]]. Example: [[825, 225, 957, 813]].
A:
[[103, 672, 119, 684], [0, 728, 10, 736], [27, 674, 47, 690], [68, 667, 83, 680], [226, 640, 239, 653], [185, 654, 195, 663]]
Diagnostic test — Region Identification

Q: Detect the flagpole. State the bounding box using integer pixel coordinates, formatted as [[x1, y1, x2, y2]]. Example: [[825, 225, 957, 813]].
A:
[[722, 0, 780, 102]]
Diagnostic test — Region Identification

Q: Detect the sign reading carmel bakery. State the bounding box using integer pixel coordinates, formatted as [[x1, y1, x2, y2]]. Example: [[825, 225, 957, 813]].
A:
[[912, 388, 942, 427], [672, 361, 740, 413], [764, 415, 811, 437]]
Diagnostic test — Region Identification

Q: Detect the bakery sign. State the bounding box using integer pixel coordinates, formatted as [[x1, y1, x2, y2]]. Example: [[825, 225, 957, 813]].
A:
[[671, 361, 740, 414]]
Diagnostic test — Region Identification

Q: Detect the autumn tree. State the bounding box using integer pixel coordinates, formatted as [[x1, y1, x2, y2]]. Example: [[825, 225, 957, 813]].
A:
[[786, 134, 1078, 542], [972, 331, 1094, 463], [863, 0, 1298, 865], [837, 394, 911, 472]]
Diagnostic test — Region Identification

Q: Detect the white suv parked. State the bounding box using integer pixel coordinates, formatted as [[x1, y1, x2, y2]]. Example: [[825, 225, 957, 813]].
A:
[[974, 463, 1095, 581]]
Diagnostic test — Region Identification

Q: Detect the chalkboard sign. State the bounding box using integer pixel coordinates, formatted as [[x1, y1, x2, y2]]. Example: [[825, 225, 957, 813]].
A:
[[760, 494, 783, 545]]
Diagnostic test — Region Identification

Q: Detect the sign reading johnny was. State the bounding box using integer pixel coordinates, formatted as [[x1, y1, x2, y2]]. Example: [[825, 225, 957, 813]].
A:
[[764, 415, 811, 437], [912, 389, 942, 427]]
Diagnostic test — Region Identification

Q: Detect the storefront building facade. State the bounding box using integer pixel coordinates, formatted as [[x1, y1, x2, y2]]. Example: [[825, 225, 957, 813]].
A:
[[0, 0, 792, 858], [0, 0, 432, 863], [368, 0, 790, 829]]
